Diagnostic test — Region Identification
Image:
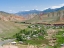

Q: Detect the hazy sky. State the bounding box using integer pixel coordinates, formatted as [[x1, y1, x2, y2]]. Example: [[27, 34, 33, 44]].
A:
[[0, 0, 64, 13]]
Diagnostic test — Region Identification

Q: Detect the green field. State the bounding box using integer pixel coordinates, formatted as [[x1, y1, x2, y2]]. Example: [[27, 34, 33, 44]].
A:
[[55, 29, 64, 48]]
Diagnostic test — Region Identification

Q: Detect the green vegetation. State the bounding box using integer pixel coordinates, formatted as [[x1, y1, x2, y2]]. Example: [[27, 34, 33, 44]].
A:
[[55, 30, 64, 48], [14, 24, 48, 45], [0, 20, 64, 48]]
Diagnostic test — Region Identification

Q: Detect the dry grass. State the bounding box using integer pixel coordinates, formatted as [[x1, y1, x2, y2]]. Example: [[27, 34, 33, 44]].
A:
[[0, 20, 28, 38]]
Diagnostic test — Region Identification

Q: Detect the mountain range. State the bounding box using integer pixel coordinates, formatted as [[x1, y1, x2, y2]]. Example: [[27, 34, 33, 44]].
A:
[[16, 6, 64, 16], [16, 10, 42, 16], [0, 6, 64, 22]]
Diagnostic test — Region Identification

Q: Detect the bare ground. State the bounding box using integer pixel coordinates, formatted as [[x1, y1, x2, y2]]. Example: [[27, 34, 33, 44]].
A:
[[0, 45, 18, 48]]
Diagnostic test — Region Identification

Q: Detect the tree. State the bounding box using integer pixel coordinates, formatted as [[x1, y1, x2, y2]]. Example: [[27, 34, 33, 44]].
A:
[[15, 33, 23, 41]]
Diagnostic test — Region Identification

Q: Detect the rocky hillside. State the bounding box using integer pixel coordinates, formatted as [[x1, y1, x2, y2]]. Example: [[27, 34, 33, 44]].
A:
[[0, 11, 25, 22], [25, 10, 64, 24], [16, 6, 64, 24]]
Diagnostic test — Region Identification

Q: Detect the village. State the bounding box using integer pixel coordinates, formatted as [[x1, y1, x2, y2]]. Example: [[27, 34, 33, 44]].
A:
[[0, 24, 64, 48]]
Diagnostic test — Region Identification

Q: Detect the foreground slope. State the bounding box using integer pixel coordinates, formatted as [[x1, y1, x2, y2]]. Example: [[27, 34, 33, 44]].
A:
[[0, 20, 28, 38]]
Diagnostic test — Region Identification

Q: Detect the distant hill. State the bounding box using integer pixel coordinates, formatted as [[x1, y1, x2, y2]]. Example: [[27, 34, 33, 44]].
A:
[[43, 6, 64, 13], [16, 6, 64, 16], [43, 8, 55, 13], [16, 10, 43, 16]]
